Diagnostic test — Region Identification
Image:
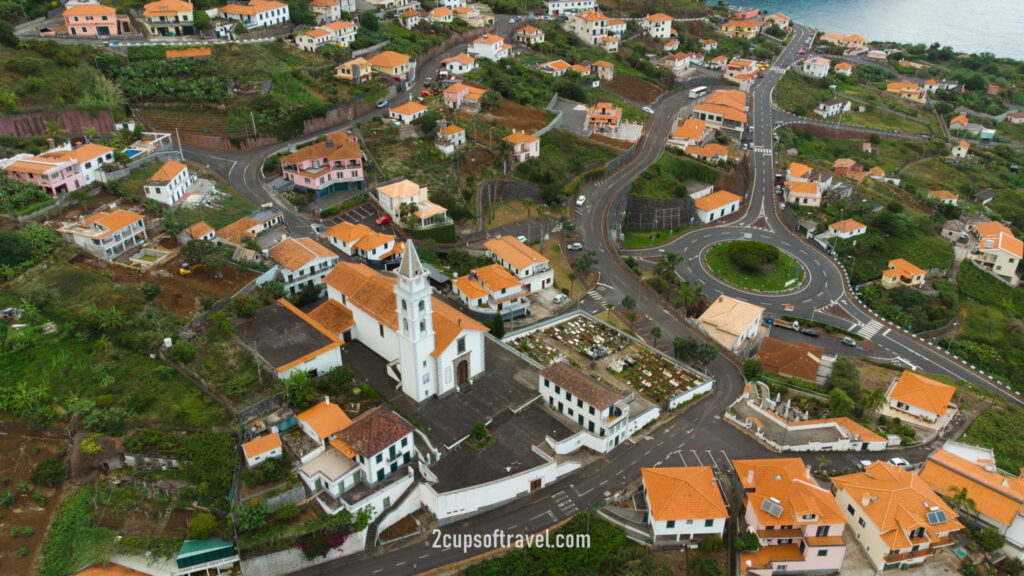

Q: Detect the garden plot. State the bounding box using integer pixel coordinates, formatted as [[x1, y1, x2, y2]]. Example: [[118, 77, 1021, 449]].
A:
[[509, 313, 712, 408]]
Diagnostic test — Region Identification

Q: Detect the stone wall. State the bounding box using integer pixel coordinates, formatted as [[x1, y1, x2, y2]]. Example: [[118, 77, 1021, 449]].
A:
[[624, 195, 696, 230]]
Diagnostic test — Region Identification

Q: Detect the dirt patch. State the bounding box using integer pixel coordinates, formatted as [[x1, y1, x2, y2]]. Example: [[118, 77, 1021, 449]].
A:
[[588, 133, 634, 150], [380, 513, 419, 541], [69, 252, 256, 317], [480, 99, 550, 133], [854, 359, 902, 392], [650, 547, 728, 575], [462, 148, 495, 178], [605, 75, 665, 105], [0, 430, 70, 576], [714, 155, 749, 193]]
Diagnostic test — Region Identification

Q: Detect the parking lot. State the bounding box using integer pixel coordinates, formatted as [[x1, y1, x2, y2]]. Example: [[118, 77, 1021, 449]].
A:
[[319, 201, 393, 234]]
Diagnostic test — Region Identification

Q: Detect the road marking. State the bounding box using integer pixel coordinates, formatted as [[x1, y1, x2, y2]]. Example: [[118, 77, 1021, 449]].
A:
[[419, 554, 430, 559], [600, 479, 608, 486], [396, 562, 406, 567], [691, 449, 703, 465]]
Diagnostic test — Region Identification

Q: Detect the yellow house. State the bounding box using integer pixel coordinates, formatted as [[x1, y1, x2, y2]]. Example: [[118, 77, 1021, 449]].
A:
[[720, 19, 760, 39], [367, 50, 413, 78], [335, 57, 374, 83], [142, 0, 195, 37], [886, 81, 926, 103], [881, 258, 925, 289]]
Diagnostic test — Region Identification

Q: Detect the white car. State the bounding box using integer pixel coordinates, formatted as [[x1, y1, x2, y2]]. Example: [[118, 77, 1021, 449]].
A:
[[553, 293, 568, 305], [888, 457, 911, 469], [376, 99, 389, 108], [567, 242, 583, 251], [516, 235, 527, 243], [858, 460, 873, 470], [642, 106, 654, 114], [576, 195, 586, 207]]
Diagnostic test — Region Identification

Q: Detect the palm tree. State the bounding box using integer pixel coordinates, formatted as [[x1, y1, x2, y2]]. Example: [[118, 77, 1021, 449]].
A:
[[604, 302, 614, 321], [627, 311, 637, 332], [947, 487, 976, 521], [650, 325, 662, 346], [654, 252, 682, 287], [44, 119, 66, 143], [568, 272, 577, 300]]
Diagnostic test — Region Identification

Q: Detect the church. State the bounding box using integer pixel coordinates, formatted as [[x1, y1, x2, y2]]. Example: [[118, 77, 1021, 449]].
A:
[[314, 241, 489, 403]]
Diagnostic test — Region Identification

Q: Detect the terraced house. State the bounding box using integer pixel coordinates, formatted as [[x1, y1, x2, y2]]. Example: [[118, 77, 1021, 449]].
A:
[[219, 0, 290, 29], [279, 131, 364, 198], [141, 0, 194, 37], [295, 20, 358, 52]]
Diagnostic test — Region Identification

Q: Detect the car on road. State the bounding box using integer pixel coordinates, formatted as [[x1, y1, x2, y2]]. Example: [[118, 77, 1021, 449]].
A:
[[576, 195, 586, 207], [376, 99, 389, 108], [516, 235, 528, 243], [800, 328, 820, 337], [553, 294, 568, 305], [508, 18, 516, 23], [797, 49, 806, 54], [375, 215, 391, 226], [858, 460, 873, 470], [888, 457, 911, 469], [841, 336, 858, 347], [642, 106, 654, 114], [567, 242, 583, 251]]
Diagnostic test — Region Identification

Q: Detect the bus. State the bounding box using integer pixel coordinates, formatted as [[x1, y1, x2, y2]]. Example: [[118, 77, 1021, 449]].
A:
[[688, 86, 708, 99]]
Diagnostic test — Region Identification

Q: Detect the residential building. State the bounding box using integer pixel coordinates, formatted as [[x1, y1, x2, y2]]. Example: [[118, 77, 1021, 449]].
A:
[[141, 0, 194, 37], [834, 61, 853, 75], [707, 55, 728, 70], [539, 361, 631, 453], [334, 57, 374, 83], [236, 298, 346, 379], [452, 5, 490, 27], [832, 462, 962, 572], [452, 263, 530, 318], [503, 131, 541, 163], [63, 2, 132, 37], [58, 209, 147, 260], [398, 8, 421, 29], [669, 118, 709, 148], [786, 162, 812, 181], [815, 98, 851, 118], [437, 0, 464, 8], [425, 7, 452, 23], [639, 13, 672, 39], [1007, 111, 1024, 125], [928, 189, 958, 206], [721, 19, 760, 39], [886, 81, 927, 103], [375, 179, 448, 228], [941, 219, 968, 243], [267, 237, 339, 295], [2, 151, 84, 197], [784, 181, 822, 206], [436, 124, 466, 156], [696, 295, 764, 352], [591, 60, 614, 80], [279, 131, 363, 198], [701, 38, 717, 52], [219, 0, 290, 29], [642, 467, 728, 544], [441, 53, 476, 75], [143, 160, 195, 206], [543, 0, 595, 16], [800, 57, 831, 78], [179, 221, 215, 244], [951, 140, 970, 159], [467, 34, 513, 61], [564, 11, 619, 52], [733, 458, 847, 576], [295, 20, 357, 51], [389, 101, 428, 124], [321, 242, 489, 402], [366, 50, 415, 84], [868, 166, 885, 180], [724, 58, 759, 83], [694, 190, 741, 223], [324, 221, 403, 265], [972, 225, 1022, 285], [242, 432, 282, 467], [484, 235, 552, 293], [586, 102, 622, 134], [692, 89, 747, 138], [828, 218, 866, 239], [216, 206, 283, 245], [606, 18, 626, 36], [885, 370, 955, 424], [684, 143, 730, 165], [308, 0, 352, 24], [515, 25, 544, 45], [881, 258, 925, 289], [756, 337, 824, 381], [919, 441, 1024, 560], [832, 158, 861, 176], [539, 59, 572, 76], [661, 52, 692, 73], [442, 82, 488, 111], [764, 13, 790, 29], [663, 39, 679, 52], [949, 113, 970, 130]]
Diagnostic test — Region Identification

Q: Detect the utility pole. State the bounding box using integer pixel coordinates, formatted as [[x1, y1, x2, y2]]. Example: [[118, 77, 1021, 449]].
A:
[[175, 127, 183, 161], [250, 110, 258, 140]]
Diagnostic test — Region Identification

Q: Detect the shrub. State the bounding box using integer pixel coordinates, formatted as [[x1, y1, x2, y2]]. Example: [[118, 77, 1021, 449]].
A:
[[169, 340, 197, 363], [977, 527, 1005, 552], [698, 535, 723, 553], [690, 556, 722, 576], [319, 205, 341, 218], [727, 241, 779, 273], [30, 459, 68, 487], [736, 531, 760, 552], [187, 512, 218, 540], [234, 500, 270, 533], [232, 296, 261, 318], [200, 296, 218, 311], [273, 503, 301, 521]]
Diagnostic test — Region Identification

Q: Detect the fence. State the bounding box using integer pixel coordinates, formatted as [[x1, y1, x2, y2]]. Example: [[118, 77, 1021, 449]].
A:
[[352, 41, 389, 58]]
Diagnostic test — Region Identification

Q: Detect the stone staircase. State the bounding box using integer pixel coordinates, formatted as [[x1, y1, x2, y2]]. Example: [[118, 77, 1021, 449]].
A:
[[365, 468, 421, 550]]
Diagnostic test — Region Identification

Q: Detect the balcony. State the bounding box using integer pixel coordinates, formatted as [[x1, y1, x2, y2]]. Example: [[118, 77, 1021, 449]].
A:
[[884, 547, 933, 563]]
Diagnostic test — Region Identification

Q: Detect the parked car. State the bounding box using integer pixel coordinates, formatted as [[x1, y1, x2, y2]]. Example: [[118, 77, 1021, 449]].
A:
[[576, 195, 586, 206], [508, 17, 516, 23], [516, 235, 528, 243], [797, 49, 806, 55], [553, 293, 568, 305], [376, 99, 389, 108], [858, 460, 873, 470], [800, 328, 820, 337], [888, 457, 911, 469], [375, 215, 391, 226], [642, 106, 654, 114], [567, 242, 583, 251], [841, 336, 858, 347]]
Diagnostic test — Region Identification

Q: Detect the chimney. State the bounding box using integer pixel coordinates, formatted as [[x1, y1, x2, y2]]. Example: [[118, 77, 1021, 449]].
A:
[[324, 395, 331, 405], [746, 469, 754, 485], [46, 137, 54, 149], [861, 493, 871, 507]]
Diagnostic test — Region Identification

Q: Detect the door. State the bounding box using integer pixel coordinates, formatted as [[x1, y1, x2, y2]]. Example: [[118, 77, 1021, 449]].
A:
[[530, 478, 542, 492], [456, 359, 469, 387]]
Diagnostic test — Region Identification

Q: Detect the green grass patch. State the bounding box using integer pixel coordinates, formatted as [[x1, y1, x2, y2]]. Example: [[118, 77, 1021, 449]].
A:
[[515, 129, 616, 203], [962, 403, 1024, 474], [776, 127, 942, 174], [705, 242, 805, 292], [629, 148, 720, 199], [622, 225, 695, 248], [213, 42, 328, 82], [859, 281, 956, 332]]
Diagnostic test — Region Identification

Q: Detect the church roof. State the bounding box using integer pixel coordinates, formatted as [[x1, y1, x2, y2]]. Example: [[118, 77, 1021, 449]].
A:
[[399, 239, 424, 278]]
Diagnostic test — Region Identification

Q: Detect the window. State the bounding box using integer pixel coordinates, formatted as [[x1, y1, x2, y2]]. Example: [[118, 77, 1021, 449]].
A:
[[577, 399, 583, 408], [589, 406, 595, 416], [666, 521, 675, 528], [816, 525, 830, 537], [847, 504, 855, 515], [457, 337, 465, 354], [401, 437, 408, 447], [379, 323, 384, 337], [418, 300, 425, 311], [376, 454, 382, 463], [858, 518, 866, 528], [817, 550, 828, 557]]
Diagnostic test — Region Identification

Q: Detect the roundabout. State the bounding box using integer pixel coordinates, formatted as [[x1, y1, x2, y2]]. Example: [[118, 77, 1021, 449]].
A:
[[702, 240, 808, 294]]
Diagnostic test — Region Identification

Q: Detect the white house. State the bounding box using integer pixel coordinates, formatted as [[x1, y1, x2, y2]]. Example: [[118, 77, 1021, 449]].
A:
[[828, 218, 867, 239], [322, 242, 490, 403], [425, 6, 452, 23], [885, 370, 956, 424], [815, 98, 851, 118], [218, 0, 289, 29], [484, 235, 553, 293], [543, 0, 594, 16], [701, 38, 717, 51], [143, 159, 195, 206], [58, 209, 147, 260], [696, 295, 764, 352], [669, 118, 708, 148], [295, 20, 357, 52], [437, 0, 464, 8], [539, 361, 631, 453], [639, 13, 672, 39], [451, 263, 530, 318], [389, 101, 428, 125], [642, 467, 728, 543], [441, 53, 476, 75], [242, 432, 282, 467], [267, 236, 339, 296], [374, 179, 448, 227], [693, 190, 741, 224], [952, 140, 970, 159], [467, 34, 512, 61], [929, 189, 959, 206], [436, 124, 466, 156], [800, 56, 831, 78], [324, 221, 403, 264]]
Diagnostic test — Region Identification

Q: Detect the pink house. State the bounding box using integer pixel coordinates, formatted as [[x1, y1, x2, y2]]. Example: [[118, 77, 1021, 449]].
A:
[[279, 131, 363, 199], [2, 153, 84, 197], [503, 131, 540, 162], [63, 3, 133, 37], [733, 458, 847, 576]]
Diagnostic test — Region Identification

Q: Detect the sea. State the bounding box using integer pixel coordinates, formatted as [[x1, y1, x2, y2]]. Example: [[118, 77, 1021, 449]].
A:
[[733, 0, 1024, 60]]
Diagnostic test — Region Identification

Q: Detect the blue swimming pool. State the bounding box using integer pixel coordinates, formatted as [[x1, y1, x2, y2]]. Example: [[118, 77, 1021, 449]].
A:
[[124, 149, 142, 158]]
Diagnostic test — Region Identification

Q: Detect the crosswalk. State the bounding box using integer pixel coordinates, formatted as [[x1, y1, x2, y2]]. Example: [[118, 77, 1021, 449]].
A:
[[858, 319, 885, 339], [552, 491, 579, 518], [586, 290, 605, 303], [551, 222, 564, 234], [752, 146, 772, 154], [770, 65, 787, 73]]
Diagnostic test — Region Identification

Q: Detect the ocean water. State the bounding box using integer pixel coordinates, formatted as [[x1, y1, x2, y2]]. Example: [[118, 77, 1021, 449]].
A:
[[735, 0, 1024, 60]]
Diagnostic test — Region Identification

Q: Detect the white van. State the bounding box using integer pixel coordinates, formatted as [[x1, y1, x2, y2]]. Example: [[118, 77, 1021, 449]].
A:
[[553, 294, 569, 305]]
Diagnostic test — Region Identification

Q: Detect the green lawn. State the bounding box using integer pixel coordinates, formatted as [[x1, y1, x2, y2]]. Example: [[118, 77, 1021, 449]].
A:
[[515, 129, 616, 202], [623, 225, 695, 248], [705, 242, 805, 291], [628, 148, 720, 199], [962, 403, 1024, 474], [214, 41, 327, 82], [839, 225, 953, 285]]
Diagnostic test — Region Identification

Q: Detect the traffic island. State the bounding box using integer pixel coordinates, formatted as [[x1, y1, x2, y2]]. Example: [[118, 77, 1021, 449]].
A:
[[703, 240, 807, 292]]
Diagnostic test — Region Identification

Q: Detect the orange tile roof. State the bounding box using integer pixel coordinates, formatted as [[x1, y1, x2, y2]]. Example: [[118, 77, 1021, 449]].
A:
[[377, 178, 422, 199], [415, 201, 447, 220], [453, 274, 489, 300], [929, 189, 957, 201], [741, 543, 804, 572], [165, 46, 211, 58], [672, 118, 706, 141], [694, 190, 741, 212], [219, 0, 286, 16], [440, 124, 464, 136], [309, 0, 337, 6], [788, 162, 812, 178], [519, 25, 540, 34], [643, 467, 728, 521], [732, 458, 846, 526], [242, 432, 282, 459], [920, 448, 1024, 526], [336, 405, 415, 457], [577, 10, 606, 22], [67, 209, 143, 239], [184, 221, 214, 239], [791, 417, 886, 443], [973, 221, 1013, 237], [325, 221, 373, 244], [503, 132, 540, 145], [830, 218, 866, 233], [367, 50, 411, 68], [756, 336, 823, 381], [143, 0, 192, 16], [473, 33, 505, 45], [302, 28, 331, 39], [949, 113, 969, 126], [834, 61, 853, 70], [268, 237, 335, 271], [786, 181, 820, 196], [887, 258, 925, 279], [4, 155, 67, 175], [216, 217, 259, 244], [644, 12, 672, 21], [308, 299, 355, 335], [979, 231, 1024, 258], [352, 230, 394, 251], [888, 370, 955, 416], [484, 235, 547, 270], [298, 400, 352, 440], [542, 59, 571, 71], [473, 263, 520, 292], [957, 140, 970, 150], [428, 7, 452, 17], [693, 102, 747, 123], [146, 160, 187, 184], [442, 53, 475, 66], [68, 143, 115, 162], [64, 4, 117, 15], [432, 298, 488, 358], [282, 134, 361, 166], [887, 81, 922, 93], [390, 101, 428, 116], [685, 143, 730, 160], [723, 19, 760, 28], [329, 437, 357, 459], [869, 166, 885, 177], [592, 60, 613, 68], [76, 563, 154, 576], [832, 462, 963, 551]]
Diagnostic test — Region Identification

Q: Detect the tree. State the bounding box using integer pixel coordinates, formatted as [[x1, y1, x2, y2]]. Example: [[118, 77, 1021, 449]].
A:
[[417, 110, 441, 134], [690, 556, 723, 576], [626, 311, 637, 332], [169, 340, 197, 363], [187, 512, 218, 539], [282, 370, 318, 410], [140, 282, 163, 304], [828, 388, 854, 417], [360, 11, 379, 31], [233, 500, 269, 533], [0, 20, 16, 48], [571, 250, 597, 276], [568, 272, 577, 299], [491, 312, 505, 339], [234, 21, 248, 35], [654, 252, 681, 287], [261, 280, 285, 301], [826, 357, 861, 399], [948, 486, 976, 518], [650, 325, 661, 346], [180, 239, 228, 271], [470, 422, 488, 441], [621, 294, 637, 311], [742, 358, 763, 380], [0, 231, 31, 267], [727, 241, 779, 273], [736, 531, 761, 552], [193, 10, 211, 29], [29, 459, 68, 487], [977, 527, 1005, 552], [869, 133, 882, 145]]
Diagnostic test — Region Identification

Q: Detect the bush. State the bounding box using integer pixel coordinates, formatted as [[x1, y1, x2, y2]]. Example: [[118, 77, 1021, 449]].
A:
[[742, 358, 763, 380], [977, 527, 1005, 552], [727, 241, 779, 273], [690, 556, 723, 576], [232, 296, 261, 318], [319, 205, 341, 218], [234, 500, 270, 533], [698, 535, 723, 553], [736, 531, 760, 552], [30, 459, 68, 487], [274, 503, 301, 521], [187, 512, 218, 539], [169, 340, 197, 363]]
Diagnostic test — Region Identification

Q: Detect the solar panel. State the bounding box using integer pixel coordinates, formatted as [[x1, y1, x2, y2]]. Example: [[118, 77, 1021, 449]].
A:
[[926, 510, 947, 525], [760, 498, 784, 518]]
